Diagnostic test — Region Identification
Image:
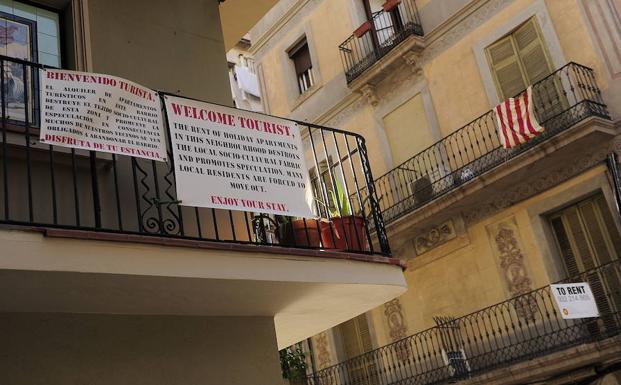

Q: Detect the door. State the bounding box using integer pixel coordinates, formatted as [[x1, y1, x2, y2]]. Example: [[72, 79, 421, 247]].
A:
[[549, 193, 621, 331], [338, 314, 379, 385]]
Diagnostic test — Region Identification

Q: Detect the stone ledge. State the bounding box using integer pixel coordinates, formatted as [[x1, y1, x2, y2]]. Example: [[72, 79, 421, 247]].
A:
[[462, 335, 621, 385], [0, 224, 406, 269]]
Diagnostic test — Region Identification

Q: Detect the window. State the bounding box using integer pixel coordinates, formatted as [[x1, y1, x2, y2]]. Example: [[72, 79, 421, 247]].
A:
[[549, 193, 621, 329], [288, 38, 314, 94], [0, 1, 61, 124], [486, 18, 553, 100], [0, 1, 62, 66]]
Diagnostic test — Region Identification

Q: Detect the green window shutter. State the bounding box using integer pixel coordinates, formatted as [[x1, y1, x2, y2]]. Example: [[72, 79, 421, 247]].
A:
[[595, 194, 621, 259], [550, 216, 580, 277], [580, 199, 614, 264], [487, 36, 527, 99], [514, 18, 552, 84]]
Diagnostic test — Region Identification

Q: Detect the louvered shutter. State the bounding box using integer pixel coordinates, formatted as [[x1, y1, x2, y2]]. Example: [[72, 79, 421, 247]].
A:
[[550, 216, 580, 277], [487, 36, 527, 99], [339, 314, 379, 385], [563, 206, 596, 270], [514, 18, 565, 120], [580, 199, 614, 264], [514, 19, 551, 84], [550, 194, 621, 332], [595, 194, 621, 259]]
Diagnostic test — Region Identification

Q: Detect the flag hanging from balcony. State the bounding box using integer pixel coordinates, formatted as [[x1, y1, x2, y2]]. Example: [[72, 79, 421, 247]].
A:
[[493, 86, 543, 149]]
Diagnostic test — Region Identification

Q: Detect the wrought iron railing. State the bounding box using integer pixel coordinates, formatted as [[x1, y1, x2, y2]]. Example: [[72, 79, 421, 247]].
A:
[[339, 0, 423, 83], [369, 63, 610, 225], [304, 259, 621, 385], [0, 55, 390, 255]]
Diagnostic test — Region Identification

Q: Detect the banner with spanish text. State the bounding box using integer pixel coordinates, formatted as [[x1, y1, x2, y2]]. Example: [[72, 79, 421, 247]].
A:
[[164, 95, 315, 218], [39, 69, 166, 161]]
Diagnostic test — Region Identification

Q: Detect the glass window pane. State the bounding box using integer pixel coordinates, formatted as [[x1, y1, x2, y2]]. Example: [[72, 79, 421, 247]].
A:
[[36, 8, 59, 36], [0, 18, 8, 56], [37, 32, 58, 55], [0, 0, 13, 14], [38, 52, 59, 67], [12, 1, 36, 20]]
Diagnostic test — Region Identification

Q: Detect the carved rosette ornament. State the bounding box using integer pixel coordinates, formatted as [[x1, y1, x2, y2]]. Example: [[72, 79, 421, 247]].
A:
[[487, 217, 537, 320], [384, 299, 410, 360]]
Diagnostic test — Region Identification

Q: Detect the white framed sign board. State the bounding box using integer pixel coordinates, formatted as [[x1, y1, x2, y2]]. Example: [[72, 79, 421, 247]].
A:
[[550, 282, 599, 319], [39, 69, 166, 161], [164, 95, 315, 218]]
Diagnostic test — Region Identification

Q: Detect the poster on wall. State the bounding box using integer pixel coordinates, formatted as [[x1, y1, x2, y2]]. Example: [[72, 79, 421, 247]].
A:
[[39, 69, 167, 161], [550, 282, 599, 319], [0, 12, 37, 124], [163, 95, 315, 218]]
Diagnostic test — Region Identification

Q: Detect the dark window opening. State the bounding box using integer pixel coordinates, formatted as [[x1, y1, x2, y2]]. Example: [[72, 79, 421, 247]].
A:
[[288, 38, 314, 94]]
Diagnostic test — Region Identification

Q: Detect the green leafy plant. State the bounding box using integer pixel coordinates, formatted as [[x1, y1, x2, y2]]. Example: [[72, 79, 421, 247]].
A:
[[280, 346, 307, 380], [328, 179, 352, 217]]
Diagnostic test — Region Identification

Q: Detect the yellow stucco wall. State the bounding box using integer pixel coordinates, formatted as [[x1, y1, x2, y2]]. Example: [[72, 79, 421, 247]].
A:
[[252, 0, 621, 363], [371, 165, 610, 343], [256, 0, 355, 117], [383, 93, 434, 166]]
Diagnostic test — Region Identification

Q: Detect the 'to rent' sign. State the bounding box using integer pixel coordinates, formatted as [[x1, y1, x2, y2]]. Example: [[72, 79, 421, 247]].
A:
[[550, 282, 599, 319]]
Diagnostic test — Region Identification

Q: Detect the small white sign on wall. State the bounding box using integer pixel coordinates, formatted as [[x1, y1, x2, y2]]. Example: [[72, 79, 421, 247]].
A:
[[550, 282, 599, 319]]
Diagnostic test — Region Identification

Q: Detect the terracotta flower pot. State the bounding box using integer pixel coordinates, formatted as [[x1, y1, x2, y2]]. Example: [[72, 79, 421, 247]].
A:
[[321, 216, 368, 251], [279, 219, 324, 248], [382, 0, 401, 11], [354, 21, 372, 38]]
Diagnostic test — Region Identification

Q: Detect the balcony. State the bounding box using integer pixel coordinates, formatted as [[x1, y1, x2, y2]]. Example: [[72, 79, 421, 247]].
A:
[[304, 259, 621, 385], [339, 0, 423, 84], [370, 63, 612, 225], [0, 55, 391, 256], [0, 55, 411, 349]]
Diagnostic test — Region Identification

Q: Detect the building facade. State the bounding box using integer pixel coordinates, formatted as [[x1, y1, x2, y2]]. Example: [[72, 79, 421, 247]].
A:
[[0, 0, 408, 384], [248, 0, 621, 383], [227, 35, 263, 112]]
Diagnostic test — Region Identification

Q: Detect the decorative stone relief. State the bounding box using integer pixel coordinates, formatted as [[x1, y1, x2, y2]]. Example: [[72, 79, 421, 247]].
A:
[[486, 216, 537, 320], [384, 298, 410, 360], [313, 332, 332, 370], [414, 219, 457, 255], [359, 84, 379, 106]]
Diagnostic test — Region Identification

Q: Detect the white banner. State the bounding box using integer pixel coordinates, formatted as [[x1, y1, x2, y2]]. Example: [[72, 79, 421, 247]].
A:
[[164, 95, 315, 218], [550, 282, 599, 319], [39, 69, 166, 161]]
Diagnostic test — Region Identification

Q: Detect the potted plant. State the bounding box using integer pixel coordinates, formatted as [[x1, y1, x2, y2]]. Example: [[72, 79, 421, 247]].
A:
[[276, 215, 328, 248], [320, 181, 368, 252], [280, 346, 307, 385]]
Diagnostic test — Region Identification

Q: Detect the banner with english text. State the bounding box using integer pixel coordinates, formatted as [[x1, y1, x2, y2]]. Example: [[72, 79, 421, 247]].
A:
[[163, 95, 315, 218], [39, 69, 167, 161]]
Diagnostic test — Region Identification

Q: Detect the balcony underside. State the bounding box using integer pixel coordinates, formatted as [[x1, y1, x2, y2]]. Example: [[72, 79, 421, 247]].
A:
[[0, 227, 406, 349], [387, 115, 618, 251]]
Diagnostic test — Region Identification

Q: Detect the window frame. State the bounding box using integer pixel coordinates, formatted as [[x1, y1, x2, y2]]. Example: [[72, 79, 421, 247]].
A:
[[485, 17, 554, 100], [287, 37, 314, 95]]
